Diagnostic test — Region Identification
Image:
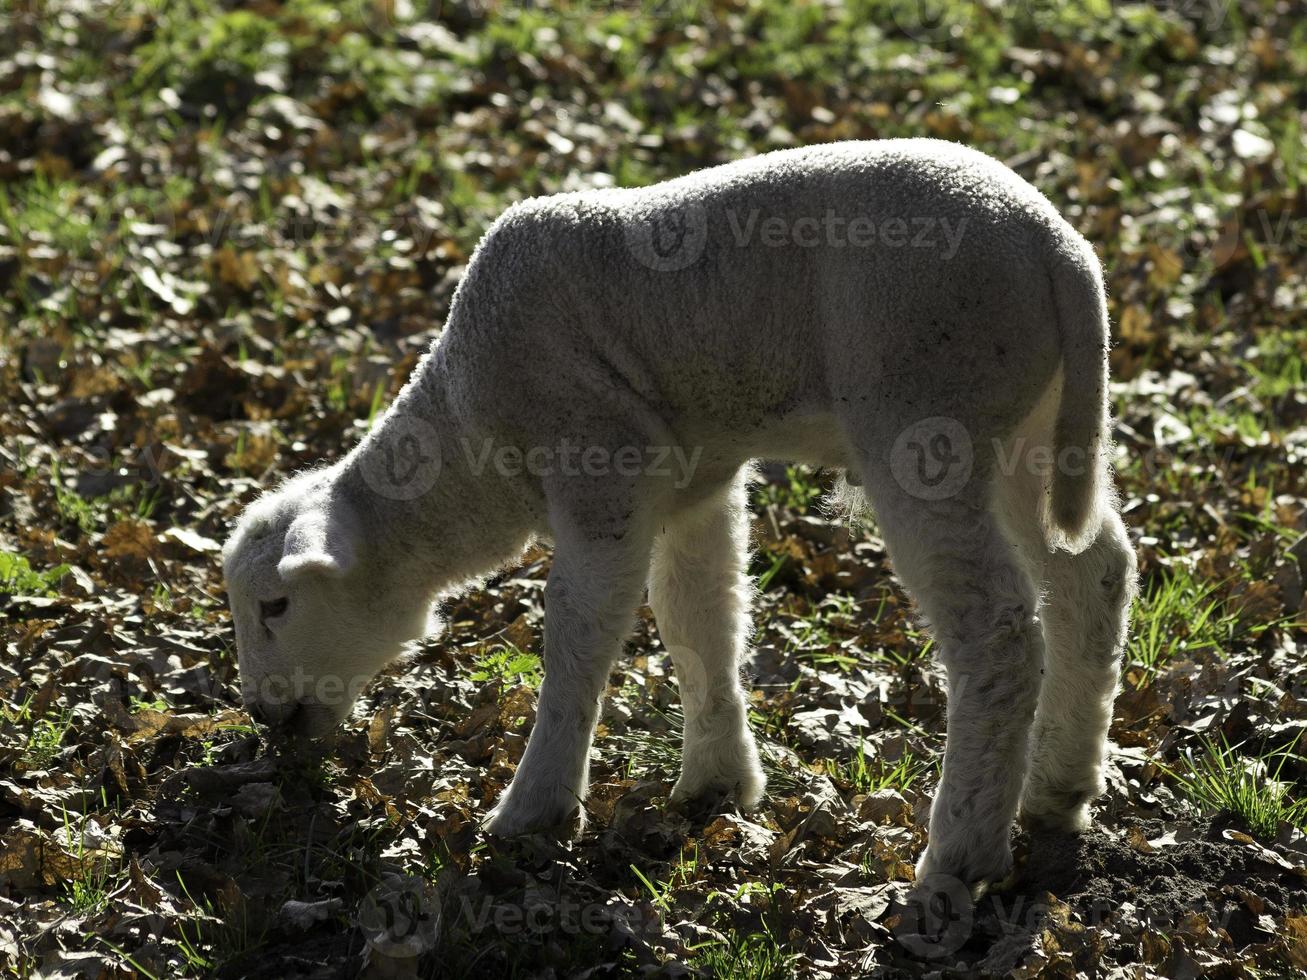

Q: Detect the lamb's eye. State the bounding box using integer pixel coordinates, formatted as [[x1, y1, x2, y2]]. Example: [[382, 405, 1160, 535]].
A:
[[259, 597, 289, 622]]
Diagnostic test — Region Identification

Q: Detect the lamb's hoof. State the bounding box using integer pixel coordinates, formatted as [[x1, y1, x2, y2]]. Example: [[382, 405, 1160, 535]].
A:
[[1019, 792, 1094, 833], [967, 864, 1018, 900], [668, 783, 733, 821], [1019, 775, 1101, 833], [915, 836, 1014, 899], [669, 759, 765, 813], [1018, 806, 1090, 834], [483, 787, 583, 840]]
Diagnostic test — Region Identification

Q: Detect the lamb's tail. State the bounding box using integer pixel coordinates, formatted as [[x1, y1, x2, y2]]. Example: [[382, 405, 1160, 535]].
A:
[[1047, 238, 1111, 554]]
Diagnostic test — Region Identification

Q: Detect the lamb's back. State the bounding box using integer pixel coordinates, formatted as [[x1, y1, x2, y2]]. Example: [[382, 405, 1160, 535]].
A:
[[441, 140, 1076, 445]]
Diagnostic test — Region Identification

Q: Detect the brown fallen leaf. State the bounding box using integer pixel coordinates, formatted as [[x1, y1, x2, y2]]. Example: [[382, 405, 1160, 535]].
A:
[[1221, 829, 1307, 877], [1285, 914, 1307, 969]]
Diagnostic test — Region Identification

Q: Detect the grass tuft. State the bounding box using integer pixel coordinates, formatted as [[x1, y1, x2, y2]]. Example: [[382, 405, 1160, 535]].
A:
[[1170, 736, 1307, 839], [824, 741, 929, 796], [691, 924, 799, 980], [1127, 568, 1240, 685]]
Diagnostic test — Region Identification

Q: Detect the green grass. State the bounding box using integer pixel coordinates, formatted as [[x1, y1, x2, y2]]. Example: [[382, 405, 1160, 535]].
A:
[[1169, 736, 1307, 839], [0, 552, 70, 596], [755, 547, 791, 593], [175, 869, 269, 973], [824, 741, 929, 796], [1241, 330, 1306, 401], [633, 851, 797, 979], [61, 808, 123, 917], [469, 644, 543, 688], [1127, 568, 1241, 686], [612, 695, 806, 795], [48, 459, 161, 534], [23, 709, 75, 769], [753, 464, 827, 513], [0, 176, 101, 260], [130, 696, 170, 713], [690, 924, 799, 980], [162, 802, 394, 971], [630, 846, 699, 915], [779, 593, 862, 672]]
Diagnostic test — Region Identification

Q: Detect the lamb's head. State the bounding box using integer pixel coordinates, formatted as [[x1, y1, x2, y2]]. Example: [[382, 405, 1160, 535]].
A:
[[222, 477, 433, 737]]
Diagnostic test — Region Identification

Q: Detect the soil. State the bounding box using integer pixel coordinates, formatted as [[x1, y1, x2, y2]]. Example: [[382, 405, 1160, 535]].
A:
[[882, 815, 1307, 977]]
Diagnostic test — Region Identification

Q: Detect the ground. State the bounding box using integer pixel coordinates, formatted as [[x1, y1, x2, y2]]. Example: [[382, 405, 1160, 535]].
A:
[[1, 0, 1306, 977]]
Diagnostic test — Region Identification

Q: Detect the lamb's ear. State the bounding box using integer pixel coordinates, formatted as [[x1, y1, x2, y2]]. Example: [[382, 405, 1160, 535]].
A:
[[277, 504, 358, 582]]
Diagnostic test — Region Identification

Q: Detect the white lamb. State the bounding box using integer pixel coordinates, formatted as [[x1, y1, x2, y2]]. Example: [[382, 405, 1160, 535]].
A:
[[222, 139, 1137, 891]]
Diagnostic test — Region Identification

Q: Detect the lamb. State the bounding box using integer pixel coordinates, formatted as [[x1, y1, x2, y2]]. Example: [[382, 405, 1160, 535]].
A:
[[222, 138, 1138, 892]]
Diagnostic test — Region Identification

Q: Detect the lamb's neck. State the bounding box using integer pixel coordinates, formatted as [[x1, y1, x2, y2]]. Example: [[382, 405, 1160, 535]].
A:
[[337, 361, 532, 603]]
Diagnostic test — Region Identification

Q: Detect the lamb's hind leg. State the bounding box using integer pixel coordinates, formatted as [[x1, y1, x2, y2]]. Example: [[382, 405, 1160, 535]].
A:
[[866, 480, 1044, 888], [989, 411, 1139, 833], [1019, 511, 1137, 830], [649, 475, 764, 808]]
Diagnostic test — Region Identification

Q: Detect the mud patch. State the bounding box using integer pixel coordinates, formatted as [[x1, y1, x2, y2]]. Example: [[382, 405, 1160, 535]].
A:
[[887, 816, 1307, 977]]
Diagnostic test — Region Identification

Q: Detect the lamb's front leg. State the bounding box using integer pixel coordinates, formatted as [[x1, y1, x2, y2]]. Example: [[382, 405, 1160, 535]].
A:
[[648, 476, 764, 808], [484, 519, 652, 838]]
